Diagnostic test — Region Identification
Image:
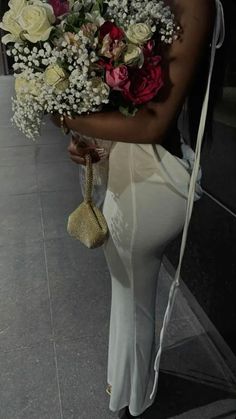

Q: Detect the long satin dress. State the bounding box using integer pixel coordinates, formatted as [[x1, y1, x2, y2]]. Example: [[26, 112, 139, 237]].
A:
[[101, 131, 202, 415], [100, 0, 225, 415]]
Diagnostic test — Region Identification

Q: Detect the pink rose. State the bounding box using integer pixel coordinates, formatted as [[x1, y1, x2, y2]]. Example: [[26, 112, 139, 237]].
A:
[[105, 65, 130, 91]]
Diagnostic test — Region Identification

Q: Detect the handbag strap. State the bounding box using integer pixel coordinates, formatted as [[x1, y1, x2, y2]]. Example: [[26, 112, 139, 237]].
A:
[[149, 0, 225, 401], [84, 153, 93, 203]]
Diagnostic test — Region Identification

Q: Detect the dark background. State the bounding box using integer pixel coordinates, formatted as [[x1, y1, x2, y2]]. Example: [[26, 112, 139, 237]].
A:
[[166, 0, 236, 355]]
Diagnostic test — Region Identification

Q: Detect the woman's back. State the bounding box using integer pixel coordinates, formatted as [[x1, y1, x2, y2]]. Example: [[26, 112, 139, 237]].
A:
[[159, 0, 216, 158]]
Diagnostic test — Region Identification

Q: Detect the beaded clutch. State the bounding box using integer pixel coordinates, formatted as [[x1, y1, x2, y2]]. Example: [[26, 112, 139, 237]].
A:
[[67, 153, 109, 248]]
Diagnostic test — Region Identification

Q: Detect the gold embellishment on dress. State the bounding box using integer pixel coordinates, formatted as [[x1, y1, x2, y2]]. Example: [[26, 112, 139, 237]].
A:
[[106, 384, 112, 396]]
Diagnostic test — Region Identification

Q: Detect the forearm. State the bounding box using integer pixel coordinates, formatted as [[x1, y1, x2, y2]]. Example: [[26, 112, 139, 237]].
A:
[[64, 107, 163, 144]]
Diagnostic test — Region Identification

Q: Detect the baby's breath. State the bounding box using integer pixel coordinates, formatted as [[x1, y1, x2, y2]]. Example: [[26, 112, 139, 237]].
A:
[[6, 0, 180, 139]]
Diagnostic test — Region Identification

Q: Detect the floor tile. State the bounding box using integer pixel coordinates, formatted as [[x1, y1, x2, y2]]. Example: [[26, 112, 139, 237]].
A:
[[0, 164, 38, 195], [40, 190, 82, 239], [0, 120, 67, 147], [55, 334, 110, 419], [35, 142, 69, 164], [0, 145, 35, 166], [0, 341, 62, 419], [0, 240, 52, 351], [0, 193, 43, 245], [0, 75, 15, 97], [0, 126, 35, 146], [37, 162, 77, 192], [45, 237, 110, 340], [45, 236, 109, 278], [0, 107, 14, 125], [37, 121, 69, 145]]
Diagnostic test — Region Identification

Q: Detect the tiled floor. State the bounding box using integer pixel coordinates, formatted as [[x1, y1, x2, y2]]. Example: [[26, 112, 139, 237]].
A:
[[0, 76, 236, 419]]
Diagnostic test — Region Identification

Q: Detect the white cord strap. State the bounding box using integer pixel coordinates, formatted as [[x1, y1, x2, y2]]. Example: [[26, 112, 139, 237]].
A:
[[149, 0, 225, 400]]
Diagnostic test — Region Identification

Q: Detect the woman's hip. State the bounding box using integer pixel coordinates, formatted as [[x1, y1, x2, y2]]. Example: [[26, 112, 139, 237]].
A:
[[103, 141, 189, 253]]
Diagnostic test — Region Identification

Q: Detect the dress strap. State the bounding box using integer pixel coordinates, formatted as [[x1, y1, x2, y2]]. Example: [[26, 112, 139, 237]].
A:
[[149, 0, 225, 401], [173, 0, 225, 287]]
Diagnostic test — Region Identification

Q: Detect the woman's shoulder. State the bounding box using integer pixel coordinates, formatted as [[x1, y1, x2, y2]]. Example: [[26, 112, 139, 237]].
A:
[[166, 0, 215, 14], [166, 0, 215, 44], [158, 0, 215, 62], [145, 0, 216, 148]]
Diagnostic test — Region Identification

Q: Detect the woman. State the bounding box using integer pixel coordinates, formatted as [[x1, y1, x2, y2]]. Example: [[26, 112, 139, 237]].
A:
[[52, 0, 226, 417]]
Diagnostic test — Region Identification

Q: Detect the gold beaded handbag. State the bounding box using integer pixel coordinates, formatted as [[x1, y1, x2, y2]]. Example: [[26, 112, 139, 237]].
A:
[[67, 153, 109, 248]]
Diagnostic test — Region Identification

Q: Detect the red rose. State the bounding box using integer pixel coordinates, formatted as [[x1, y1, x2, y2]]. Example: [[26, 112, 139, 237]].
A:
[[99, 21, 124, 41], [106, 65, 131, 91], [96, 58, 113, 71], [121, 56, 164, 105], [48, 0, 69, 17], [143, 40, 155, 57]]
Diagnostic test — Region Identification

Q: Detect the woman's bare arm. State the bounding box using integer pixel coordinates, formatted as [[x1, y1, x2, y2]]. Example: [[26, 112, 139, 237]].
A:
[[58, 0, 214, 145]]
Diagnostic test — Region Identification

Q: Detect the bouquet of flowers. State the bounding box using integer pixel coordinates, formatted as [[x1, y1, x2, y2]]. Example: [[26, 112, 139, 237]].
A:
[[0, 0, 181, 140]]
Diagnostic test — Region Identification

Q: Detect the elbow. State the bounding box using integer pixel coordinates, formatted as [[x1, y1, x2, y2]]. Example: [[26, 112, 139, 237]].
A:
[[144, 116, 165, 145]]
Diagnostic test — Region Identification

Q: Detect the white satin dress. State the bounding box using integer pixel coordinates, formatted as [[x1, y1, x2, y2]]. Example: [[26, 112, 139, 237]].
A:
[[100, 0, 225, 415]]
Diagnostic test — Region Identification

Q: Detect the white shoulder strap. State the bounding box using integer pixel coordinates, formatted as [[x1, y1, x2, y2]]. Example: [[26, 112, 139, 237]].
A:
[[149, 0, 225, 400], [173, 0, 225, 288]]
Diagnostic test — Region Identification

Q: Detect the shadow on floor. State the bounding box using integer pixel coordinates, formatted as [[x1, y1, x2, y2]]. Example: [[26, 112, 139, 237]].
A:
[[143, 371, 236, 418]]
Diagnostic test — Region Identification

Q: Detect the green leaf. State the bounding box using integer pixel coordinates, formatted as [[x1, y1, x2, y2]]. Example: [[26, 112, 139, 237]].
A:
[[119, 105, 138, 117], [91, 0, 104, 13], [50, 26, 63, 40]]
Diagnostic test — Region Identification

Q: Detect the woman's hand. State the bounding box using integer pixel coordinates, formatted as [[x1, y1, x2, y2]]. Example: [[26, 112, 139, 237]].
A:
[[67, 135, 104, 166]]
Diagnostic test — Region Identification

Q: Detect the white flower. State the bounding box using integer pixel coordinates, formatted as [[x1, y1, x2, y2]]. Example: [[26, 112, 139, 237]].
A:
[[15, 73, 43, 98], [9, 0, 180, 141], [44, 64, 69, 92], [8, 0, 27, 17], [18, 2, 55, 43], [126, 23, 153, 45], [123, 44, 144, 66], [0, 0, 27, 43], [90, 77, 110, 100], [0, 9, 23, 44], [0, 0, 55, 44]]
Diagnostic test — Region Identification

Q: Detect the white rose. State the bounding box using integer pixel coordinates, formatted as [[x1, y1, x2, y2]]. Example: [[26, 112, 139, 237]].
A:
[[44, 64, 69, 92], [8, 0, 27, 17], [0, 9, 23, 44], [18, 2, 55, 43], [123, 44, 144, 67], [126, 23, 152, 45]]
